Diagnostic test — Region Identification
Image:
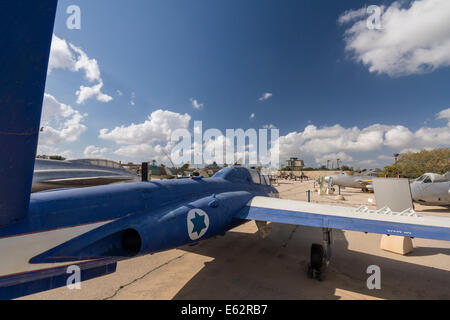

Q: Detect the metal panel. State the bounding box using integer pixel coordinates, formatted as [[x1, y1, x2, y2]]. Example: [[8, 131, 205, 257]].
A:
[[372, 178, 414, 211]]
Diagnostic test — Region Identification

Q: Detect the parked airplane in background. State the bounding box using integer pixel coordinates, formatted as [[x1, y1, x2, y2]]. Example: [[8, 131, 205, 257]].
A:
[[1, 2, 449, 300], [410, 173, 450, 207], [33, 159, 138, 192], [324, 172, 376, 192]]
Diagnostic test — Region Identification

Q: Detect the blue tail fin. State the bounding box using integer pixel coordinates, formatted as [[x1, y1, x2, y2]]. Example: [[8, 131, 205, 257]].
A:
[[0, 1, 57, 226]]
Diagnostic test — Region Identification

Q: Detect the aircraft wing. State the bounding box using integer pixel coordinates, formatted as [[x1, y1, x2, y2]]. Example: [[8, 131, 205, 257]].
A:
[[236, 197, 450, 241]]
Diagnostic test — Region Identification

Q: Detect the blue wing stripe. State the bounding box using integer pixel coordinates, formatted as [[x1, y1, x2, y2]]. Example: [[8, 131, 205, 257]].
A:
[[238, 206, 450, 241]]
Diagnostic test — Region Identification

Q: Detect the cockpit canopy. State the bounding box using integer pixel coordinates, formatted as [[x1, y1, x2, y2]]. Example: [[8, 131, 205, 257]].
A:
[[414, 173, 449, 183], [212, 166, 272, 185]]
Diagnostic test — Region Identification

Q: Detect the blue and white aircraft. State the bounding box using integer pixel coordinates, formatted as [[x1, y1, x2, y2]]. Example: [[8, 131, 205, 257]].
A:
[[1, 1, 450, 299]]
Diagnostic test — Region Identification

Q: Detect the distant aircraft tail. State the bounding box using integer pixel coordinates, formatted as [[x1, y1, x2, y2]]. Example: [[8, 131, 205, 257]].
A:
[[0, 1, 57, 226]]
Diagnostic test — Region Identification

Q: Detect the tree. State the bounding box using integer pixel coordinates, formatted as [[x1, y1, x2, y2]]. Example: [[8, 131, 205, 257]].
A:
[[49, 155, 66, 161], [380, 148, 450, 178]]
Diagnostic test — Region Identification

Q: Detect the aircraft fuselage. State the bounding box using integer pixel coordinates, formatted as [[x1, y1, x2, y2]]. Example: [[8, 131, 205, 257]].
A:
[[410, 180, 450, 207], [0, 169, 278, 299]]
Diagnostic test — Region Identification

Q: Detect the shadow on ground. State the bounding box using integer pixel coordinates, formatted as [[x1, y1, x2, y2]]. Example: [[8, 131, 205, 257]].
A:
[[173, 222, 450, 300]]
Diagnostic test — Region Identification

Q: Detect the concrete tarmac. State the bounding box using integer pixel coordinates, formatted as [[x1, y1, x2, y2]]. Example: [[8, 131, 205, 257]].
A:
[[20, 180, 450, 300]]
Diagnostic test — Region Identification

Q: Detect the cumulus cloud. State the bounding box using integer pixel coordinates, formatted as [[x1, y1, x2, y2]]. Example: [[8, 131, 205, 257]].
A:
[[315, 152, 353, 166], [76, 81, 113, 104], [39, 93, 87, 146], [437, 107, 450, 125], [48, 34, 112, 104], [190, 98, 204, 110], [338, 7, 367, 24], [113, 143, 172, 161], [258, 93, 273, 101], [279, 124, 387, 156], [48, 34, 75, 72], [97, 106, 449, 167], [276, 108, 450, 166], [340, 0, 450, 76], [37, 144, 75, 159], [99, 109, 191, 145], [69, 43, 101, 82], [83, 145, 109, 158]]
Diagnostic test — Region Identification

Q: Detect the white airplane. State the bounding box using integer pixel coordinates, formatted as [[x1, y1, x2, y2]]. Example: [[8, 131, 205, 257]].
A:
[[410, 173, 450, 207], [324, 172, 376, 192]]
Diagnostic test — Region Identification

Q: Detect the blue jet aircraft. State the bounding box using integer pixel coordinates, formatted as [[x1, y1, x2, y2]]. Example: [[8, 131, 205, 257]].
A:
[[1, 1, 450, 299]]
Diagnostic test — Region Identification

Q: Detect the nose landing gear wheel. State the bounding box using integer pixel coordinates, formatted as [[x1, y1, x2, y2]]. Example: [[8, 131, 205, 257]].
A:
[[307, 228, 333, 281], [307, 243, 325, 281]]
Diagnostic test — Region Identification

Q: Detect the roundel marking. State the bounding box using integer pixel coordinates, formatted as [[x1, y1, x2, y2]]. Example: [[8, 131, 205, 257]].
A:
[[187, 208, 210, 240]]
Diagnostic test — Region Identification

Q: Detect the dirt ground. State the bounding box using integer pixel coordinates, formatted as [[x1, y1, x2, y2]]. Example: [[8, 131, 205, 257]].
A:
[[20, 179, 450, 300]]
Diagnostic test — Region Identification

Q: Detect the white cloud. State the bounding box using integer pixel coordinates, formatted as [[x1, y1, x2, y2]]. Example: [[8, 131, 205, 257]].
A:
[[276, 108, 450, 165], [315, 152, 353, 165], [83, 145, 109, 158], [39, 93, 87, 146], [76, 81, 113, 104], [263, 124, 277, 129], [279, 124, 386, 157], [130, 92, 136, 106], [97, 107, 449, 166], [48, 34, 75, 73], [36, 144, 75, 159], [250, 113, 255, 119], [437, 107, 450, 125], [48, 34, 112, 104], [377, 154, 395, 161], [340, 0, 450, 76], [357, 159, 377, 167], [384, 126, 414, 149], [338, 7, 367, 25], [258, 93, 273, 101], [99, 109, 191, 145], [69, 43, 101, 82], [113, 143, 167, 160], [117, 90, 123, 96], [190, 98, 204, 110]]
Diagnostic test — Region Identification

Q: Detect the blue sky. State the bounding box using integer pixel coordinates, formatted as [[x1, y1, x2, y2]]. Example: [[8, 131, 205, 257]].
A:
[[41, 0, 450, 168]]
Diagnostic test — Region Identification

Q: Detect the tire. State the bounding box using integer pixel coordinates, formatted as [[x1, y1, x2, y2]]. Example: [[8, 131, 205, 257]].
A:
[[310, 244, 324, 269], [307, 264, 314, 278]]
